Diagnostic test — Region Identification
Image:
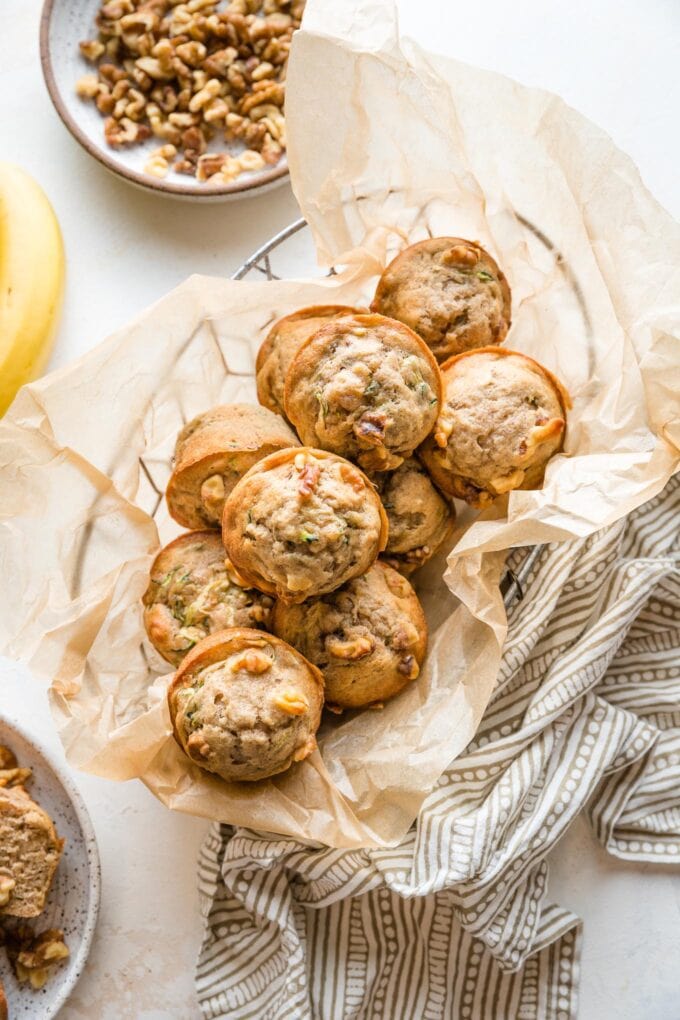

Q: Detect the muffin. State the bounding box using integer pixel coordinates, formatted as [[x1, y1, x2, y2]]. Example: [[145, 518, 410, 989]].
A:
[[375, 458, 455, 575], [222, 447, 388, 604], [166, 403, 299, 529], [371, 237, 511, 362], [256, 304, 360, 418], [0, 785, 64, 919], [284, 313, 441, 472], [142, 530, 274, 667], [273, 561, 427, 709], [419, 347, 570, 507], [168, 628, 324, 782]]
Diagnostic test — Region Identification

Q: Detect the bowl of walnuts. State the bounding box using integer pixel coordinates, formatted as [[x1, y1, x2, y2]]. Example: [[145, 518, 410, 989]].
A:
[[40, 0, 301, 199]]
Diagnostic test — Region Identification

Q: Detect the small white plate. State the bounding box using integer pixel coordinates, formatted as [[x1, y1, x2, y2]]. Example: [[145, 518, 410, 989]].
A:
[[39, 0, 290, 201], [0, 716, 100, 1020]]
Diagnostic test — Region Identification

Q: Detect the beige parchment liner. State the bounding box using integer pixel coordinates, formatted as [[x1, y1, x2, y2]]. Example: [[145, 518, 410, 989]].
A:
[[0, 0, 678, 848]]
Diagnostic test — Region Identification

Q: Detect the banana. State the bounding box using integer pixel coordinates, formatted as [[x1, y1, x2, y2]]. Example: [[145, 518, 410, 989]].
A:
[[0, 163, 65, 415]]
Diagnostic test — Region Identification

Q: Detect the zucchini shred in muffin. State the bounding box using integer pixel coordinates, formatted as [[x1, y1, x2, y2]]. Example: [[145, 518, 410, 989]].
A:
[[419, 347, 570, 507], [273, 561, 427, 710], [256, 304, 361, 418], [166, 403, 299, 529], [371, 237, 511, 362], [222, 447, 388, 604], [168, 629, 324, 782], [143, 530, 274, 667], [374, 458, 455, 575], [283, 313, 442, 472]]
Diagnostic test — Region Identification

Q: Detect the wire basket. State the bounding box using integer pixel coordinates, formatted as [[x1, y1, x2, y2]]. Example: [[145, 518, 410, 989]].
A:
[[233, 219, 543, 608]]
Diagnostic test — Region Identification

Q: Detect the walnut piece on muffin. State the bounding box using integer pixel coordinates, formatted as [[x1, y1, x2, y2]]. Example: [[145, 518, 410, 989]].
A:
[[166, 403, 299, 530], [374, 458, 455, 575], [143, 530, 274, 667], [256, 304, 361, 418], [222, 448, 388, 604], [419, 347, 570, 507], [284, 313, 442, 472], [273, 561, 427, 710], [371, 237, 511, 362], [168, 628, 324, 782]]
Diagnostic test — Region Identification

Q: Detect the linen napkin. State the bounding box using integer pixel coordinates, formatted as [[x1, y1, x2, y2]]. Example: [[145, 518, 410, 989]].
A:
[[195, 475, 679, 1020]]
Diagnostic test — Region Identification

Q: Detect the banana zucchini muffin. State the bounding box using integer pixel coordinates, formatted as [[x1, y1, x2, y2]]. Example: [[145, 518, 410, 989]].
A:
[[143, 530, 274, 667], [284, 313, 442, 472], [166, 403, 299, 530], [168, 629, 324, 782], [371, 237, 511, 362], [273, 561, 427, 709], [419, 347, 569, 507], [375, 458, 455, 575], [222, 448, 388, 604], [0, 785, 64, 919], [256, 304, 360, 418]]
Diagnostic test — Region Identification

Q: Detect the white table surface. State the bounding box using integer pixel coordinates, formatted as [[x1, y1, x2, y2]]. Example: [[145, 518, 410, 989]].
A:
[[1, 1, 679, 1017]]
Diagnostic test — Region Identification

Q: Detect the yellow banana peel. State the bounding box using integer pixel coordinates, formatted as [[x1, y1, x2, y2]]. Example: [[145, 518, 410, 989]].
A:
[[0, 163, 65, 416]]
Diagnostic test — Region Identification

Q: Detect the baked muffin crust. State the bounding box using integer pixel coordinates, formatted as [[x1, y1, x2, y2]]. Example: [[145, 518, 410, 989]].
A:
[[168, 628, 323, 782], [371, 237, 511, 362], [284, 313, 442, 472], [166, 403, 299, 530], [273, 561, 427, 709], [375, 458, 455, 575], [419, 347, 569, 506], [143, 530, 274, 666], [222, 447, 388, 604], [256, 304, 359, 418]]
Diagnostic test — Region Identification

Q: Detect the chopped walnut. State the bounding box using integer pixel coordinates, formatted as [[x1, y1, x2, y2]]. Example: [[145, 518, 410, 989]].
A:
[[273, 691, 309, 716], [0, 766, 32, 788], [397, 655, 420, 680], [434, 416, 454, 448], [2, 927, 70, 991], [292, 735, 317, 762], [338, 462, 365, 493], [0, 873, 16, 907], [230, 650, 272, 674], [326, 635, 375, 661], [298, 463, 320, 500], [0, 746, 17, 770], [75, 0, 302, 184]]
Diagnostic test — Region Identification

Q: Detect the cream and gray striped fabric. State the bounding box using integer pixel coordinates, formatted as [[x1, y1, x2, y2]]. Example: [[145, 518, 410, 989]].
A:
[[196, 476, 680, 1020]]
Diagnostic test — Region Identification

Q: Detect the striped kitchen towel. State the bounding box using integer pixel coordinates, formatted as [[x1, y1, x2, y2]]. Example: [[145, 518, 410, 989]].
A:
[[196, 476, 680, 1020]]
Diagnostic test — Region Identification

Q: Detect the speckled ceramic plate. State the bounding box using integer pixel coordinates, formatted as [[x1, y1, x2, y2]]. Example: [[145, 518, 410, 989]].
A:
[[40, 0, 290, 200], [0, 717, 100, 1020]]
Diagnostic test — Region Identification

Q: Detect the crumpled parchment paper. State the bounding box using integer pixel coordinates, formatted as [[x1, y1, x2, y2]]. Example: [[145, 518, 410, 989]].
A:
[[0, 0, 677, 848]]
